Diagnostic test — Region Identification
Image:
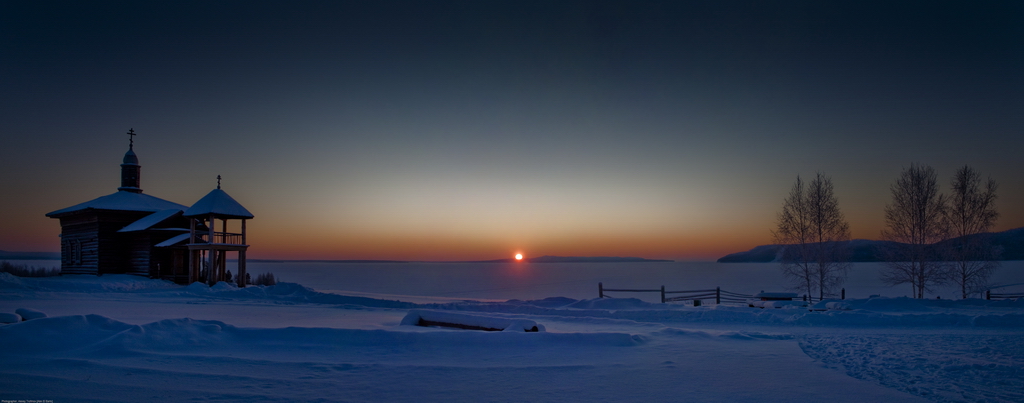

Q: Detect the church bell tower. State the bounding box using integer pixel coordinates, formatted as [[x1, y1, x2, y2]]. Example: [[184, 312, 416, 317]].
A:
[[118, 128, 142, 193]]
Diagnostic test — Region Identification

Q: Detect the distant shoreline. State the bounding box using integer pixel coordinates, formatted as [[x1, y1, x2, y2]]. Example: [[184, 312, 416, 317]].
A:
[[246, 259, 408, 264], [0, 250, 673, 264], [0, 254, 673, 264], [0, 251, 60, 260], [245, 256, 674, 264]]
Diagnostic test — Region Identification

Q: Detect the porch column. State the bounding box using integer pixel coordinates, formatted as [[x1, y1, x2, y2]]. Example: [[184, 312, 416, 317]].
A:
[[237, 249, 247, 288], [188, 218, 196, 283], [207, 214, 216, 285]]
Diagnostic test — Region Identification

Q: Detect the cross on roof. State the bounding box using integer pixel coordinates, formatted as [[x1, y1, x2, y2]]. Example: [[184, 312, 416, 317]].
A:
[[127, 128, 136, 148], [217, 175, 222, 189]]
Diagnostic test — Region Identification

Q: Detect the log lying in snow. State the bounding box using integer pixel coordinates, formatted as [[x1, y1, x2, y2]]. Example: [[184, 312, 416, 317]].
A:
[[401, 310, 545, 332]]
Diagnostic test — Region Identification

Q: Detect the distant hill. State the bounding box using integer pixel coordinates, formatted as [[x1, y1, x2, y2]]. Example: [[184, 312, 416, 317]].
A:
[[954, 227, 1024, 261], [0, 250, 60, 260], [717, 227, 1024, 263]]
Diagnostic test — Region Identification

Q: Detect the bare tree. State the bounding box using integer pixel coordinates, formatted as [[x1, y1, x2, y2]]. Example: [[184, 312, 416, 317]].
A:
[[773, 173, 851, 300], [806, 174, 852, 300], [946, 165, 999, 299], [880, 164, 949, 298], [774, 176, 814, 299]]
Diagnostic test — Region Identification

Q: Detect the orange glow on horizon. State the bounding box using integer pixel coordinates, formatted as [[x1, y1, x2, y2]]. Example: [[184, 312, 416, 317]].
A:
[[230, 227, 778, 262]]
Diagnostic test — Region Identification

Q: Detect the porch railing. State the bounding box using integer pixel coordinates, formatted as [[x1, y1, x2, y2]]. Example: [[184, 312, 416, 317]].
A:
[[194, 232, 244, 245]]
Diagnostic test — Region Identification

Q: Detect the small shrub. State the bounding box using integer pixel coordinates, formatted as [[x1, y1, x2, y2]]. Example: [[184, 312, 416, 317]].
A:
[[0, 261, 60, 277], [252, 272, 276, 286]]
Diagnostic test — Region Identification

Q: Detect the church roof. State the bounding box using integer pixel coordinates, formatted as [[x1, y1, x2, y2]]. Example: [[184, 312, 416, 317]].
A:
[[183, 188, 254, 219], [122, 147, 139, 165], [117, 209, 183, 232], [154, 233, 191, 247], [46, 190, 189, 217]]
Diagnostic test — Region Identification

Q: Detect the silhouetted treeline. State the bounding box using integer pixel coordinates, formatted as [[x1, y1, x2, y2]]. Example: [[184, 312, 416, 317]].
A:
[[0, 261, 60, 277]]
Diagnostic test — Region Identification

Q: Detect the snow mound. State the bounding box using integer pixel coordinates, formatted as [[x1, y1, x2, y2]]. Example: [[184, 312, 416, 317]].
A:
[[0, 272, 23, 288], [0, 314, 642, 361], [847, 296, 1024, 311], [825, 302, 851, 310], [506, 297, 579, 308], [14, 308, 45, 320], [654, 327, 794, 341], [0, 313, 21, 324], [809, 300, 851, 311], [0, 314, 137, 354], [0, 273, 178, 293], [210, 281, 237, 291], [850, 297, 937, 312], [173, 281, 419, 309], [402, 310, 545, 332], [567, 298, 660, 310], [762, 301, 807, 309]]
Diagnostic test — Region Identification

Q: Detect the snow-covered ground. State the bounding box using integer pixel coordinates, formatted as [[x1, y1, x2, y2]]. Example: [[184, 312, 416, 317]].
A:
[[1, 271, 1022, 402]]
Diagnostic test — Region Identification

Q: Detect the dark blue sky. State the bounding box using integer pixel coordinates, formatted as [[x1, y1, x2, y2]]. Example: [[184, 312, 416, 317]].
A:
[[3, 1, 1023, 260]]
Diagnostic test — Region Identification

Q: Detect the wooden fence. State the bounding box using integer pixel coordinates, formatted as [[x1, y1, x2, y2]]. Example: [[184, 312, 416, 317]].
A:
[[598, 282, 847, 304], [987, 290, 1024, 300], [598, 282, 750, 304]]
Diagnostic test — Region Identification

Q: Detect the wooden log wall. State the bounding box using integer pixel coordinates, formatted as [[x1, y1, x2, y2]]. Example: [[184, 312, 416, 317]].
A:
[[128, 233, 152, 276], [57, 215, 100, 275]]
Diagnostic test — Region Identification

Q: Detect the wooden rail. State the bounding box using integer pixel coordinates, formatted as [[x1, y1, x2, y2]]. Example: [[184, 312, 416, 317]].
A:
[[987, 290, 1024, 300], [598, 283, 856, 305], [598, 283, 753, 304], [195, 232, 244, 245], [598, 283, 666, 302]]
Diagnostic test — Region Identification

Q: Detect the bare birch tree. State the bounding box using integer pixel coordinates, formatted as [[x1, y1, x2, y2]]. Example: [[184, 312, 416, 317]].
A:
[[773, 173, 851, 300], [774, 176, 814, 298], [946, 165, 999, 299], [806, 174, 852, 300], [880, 164, 949, 298]]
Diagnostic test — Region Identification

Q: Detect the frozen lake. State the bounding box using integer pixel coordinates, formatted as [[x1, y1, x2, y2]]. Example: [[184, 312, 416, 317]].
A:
[[13, 259, 1024, 303], [253, 260, 1024, 303]]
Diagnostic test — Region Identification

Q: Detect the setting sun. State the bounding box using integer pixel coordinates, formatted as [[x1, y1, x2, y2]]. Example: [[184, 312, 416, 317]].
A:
[[515, 253, 523, 261]]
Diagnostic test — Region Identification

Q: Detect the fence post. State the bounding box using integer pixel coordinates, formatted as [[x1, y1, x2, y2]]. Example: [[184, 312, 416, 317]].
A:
[[661, 285, 665, 303], [599, 282, 603, 299], [716, 287, 721, 305], [986, 289, 990, 300], [841, 288, 845, 300]]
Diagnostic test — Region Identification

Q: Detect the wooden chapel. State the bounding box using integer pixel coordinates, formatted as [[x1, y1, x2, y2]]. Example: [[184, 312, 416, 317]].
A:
[[46, 129, 254, 287]]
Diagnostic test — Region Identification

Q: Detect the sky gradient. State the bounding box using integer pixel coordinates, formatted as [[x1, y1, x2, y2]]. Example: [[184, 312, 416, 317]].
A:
[[2, 1, 1023, 261]]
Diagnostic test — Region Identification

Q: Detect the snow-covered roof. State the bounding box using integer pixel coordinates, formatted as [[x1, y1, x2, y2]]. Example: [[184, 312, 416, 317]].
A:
[[154, 233, 191, 247], [183, 188, 254, 219], [118, 209, 183, 232], [46, 191, 189, 217]]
